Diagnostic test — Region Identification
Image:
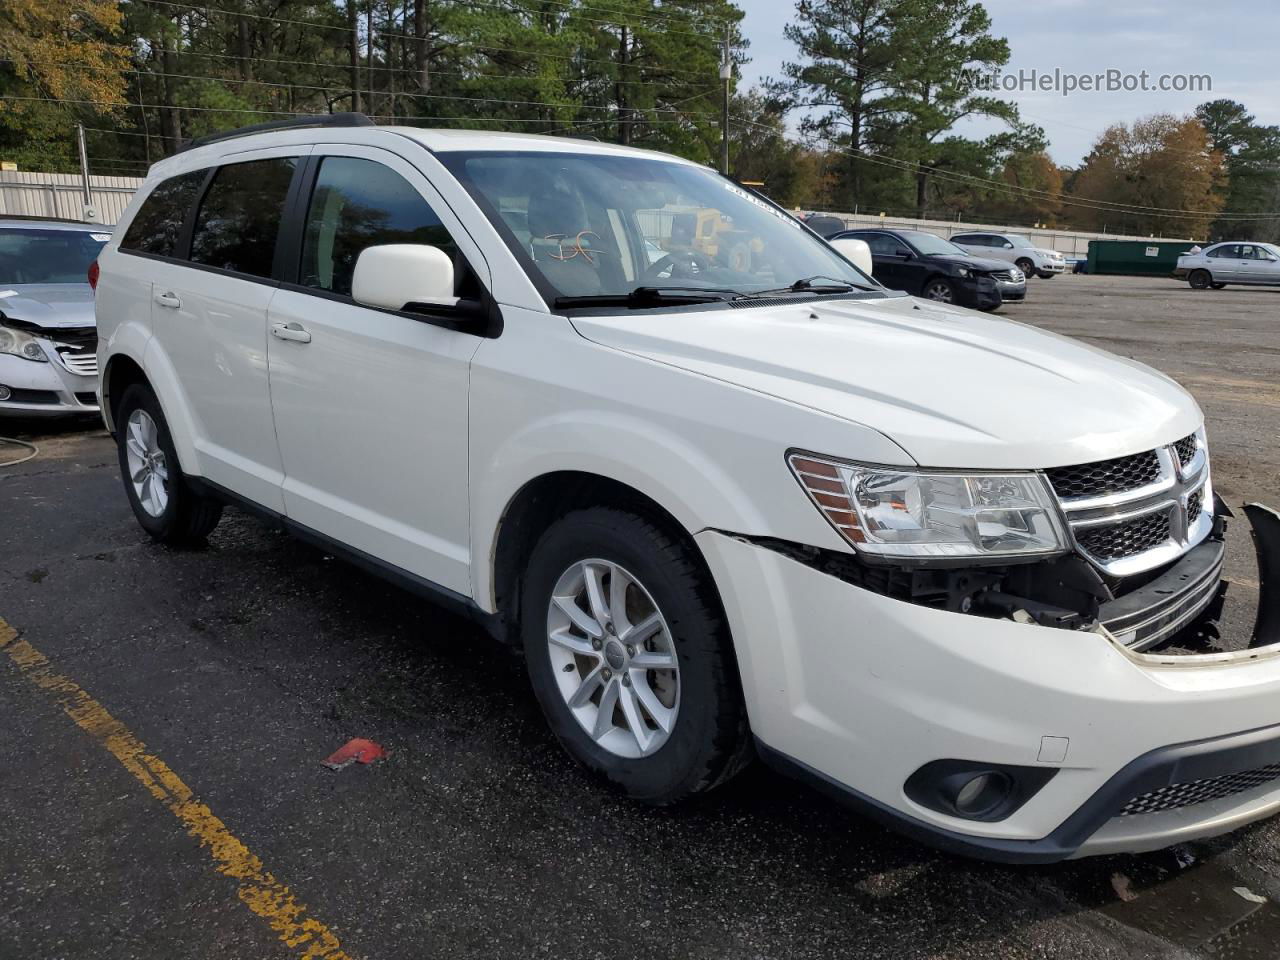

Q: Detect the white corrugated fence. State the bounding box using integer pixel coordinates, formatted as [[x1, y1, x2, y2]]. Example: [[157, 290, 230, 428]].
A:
[[0, 171, 144, 226]]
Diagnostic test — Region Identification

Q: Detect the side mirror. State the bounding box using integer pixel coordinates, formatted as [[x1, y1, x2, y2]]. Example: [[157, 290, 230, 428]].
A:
[[829, 237, 874, 275], [1002, 242, 1014, 249], [352, 244, 456, 311]]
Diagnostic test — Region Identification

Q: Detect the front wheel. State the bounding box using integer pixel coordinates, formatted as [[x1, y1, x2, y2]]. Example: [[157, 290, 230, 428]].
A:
[[1015, 257, 1036, 278], [116, 383, 223, 545], [520, 506, 750, 804], [1189, 269, 1213, 290], [922, 277, 956, 303]]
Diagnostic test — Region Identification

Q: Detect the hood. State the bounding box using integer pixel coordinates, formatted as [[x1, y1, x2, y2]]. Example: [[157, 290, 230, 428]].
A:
[[926, 253, 1012, 273], [0, 284, 96, 330], [570, 294, 1201, 470]]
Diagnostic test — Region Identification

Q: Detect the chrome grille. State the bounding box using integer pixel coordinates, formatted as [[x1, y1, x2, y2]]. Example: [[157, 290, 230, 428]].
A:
[[1047, 451, 1161, 500], [56, 348, 98, 377], [1076, 512, 1171, 562], [1173, 433, 1198, 468], [1119, 763, 1280, 817], [1048, 432, 1211, 579], [990, 270, 1017, 282], [1187, 489, 1204, 525]]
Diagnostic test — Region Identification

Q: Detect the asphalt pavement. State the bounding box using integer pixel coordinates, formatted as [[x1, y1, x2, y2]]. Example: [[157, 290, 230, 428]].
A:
[[3, 274, 1280, 960]]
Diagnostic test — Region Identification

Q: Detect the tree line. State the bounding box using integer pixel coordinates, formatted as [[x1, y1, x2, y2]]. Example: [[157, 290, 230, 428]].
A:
[[2, 0, 1278, 240]]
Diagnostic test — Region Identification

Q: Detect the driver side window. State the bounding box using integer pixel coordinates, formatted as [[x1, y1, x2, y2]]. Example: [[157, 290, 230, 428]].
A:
[[300, 156, 459, 298]]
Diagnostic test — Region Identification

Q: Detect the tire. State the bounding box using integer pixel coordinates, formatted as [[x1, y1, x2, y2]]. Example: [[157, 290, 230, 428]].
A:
[[1211, 282, 1227, 290], [1189, 269, 1213, 290], [116, 383, 223, 545], [1015, 257, 1036, 278], [520, 506, 750, 804], [922, 277, 956, 303]]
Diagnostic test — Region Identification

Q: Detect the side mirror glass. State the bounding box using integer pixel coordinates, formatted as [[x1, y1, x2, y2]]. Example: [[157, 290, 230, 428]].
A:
[[829, 237, 873, 275], [352, 244, 456, 311]]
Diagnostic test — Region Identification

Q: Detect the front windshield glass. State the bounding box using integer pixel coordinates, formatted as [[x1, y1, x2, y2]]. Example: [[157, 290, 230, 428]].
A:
[[0, 228, 108, 285], [440, 150, 875, 303], [900, 231, 968, 257], [1005, 234, 1034, 249]]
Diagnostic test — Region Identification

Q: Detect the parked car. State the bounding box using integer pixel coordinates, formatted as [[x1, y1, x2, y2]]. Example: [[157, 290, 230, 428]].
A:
[[96, 114, 1280, 863], [831, 227, 1024, 310], [950, 231, 1067, 278], [0, 217, 109, 417], [1175, 242, 1280, 289]]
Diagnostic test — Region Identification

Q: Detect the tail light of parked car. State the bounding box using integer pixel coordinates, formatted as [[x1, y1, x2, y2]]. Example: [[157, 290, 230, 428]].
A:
[[88, 259, 99, 292]]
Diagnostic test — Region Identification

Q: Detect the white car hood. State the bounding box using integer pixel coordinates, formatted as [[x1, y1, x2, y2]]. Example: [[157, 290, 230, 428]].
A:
[[0, 284, 96, 330], [570, 294, 1202, 470]]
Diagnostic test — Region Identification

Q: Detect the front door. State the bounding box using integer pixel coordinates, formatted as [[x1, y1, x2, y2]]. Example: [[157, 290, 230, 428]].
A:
[[265, 145, 487, 595]]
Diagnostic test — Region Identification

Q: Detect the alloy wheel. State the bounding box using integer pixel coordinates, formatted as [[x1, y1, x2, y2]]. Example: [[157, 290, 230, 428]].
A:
[[924, 281, 954, 303], [546, 559, 680, 759], [124, 408, 169, 518]]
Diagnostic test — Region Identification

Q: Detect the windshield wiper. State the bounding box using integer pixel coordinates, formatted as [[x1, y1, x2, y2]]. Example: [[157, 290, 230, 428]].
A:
[[553, 286, 739, 309], [737, 275, 874, 299]]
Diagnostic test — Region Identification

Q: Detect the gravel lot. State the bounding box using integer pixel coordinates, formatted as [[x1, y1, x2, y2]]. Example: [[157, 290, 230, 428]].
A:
[[2, 274, 1279, 960]]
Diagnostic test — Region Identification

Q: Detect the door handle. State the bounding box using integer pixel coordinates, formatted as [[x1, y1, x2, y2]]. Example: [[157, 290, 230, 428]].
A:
[[154, 291, 182, 309], [270, 321, 312, 344]]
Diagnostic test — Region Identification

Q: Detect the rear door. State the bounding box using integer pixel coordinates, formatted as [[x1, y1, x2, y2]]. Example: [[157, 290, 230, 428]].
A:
[[264, 145, 487, 595], [146, 146, 308, 511], [1207, 244, 1241, 281]]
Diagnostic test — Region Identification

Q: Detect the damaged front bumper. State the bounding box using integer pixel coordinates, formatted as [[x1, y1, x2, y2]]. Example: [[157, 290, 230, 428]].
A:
[[697, 503, 1280, 862]]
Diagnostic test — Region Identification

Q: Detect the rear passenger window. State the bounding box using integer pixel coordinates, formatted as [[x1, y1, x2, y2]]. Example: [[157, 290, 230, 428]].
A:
[[190, 157, 297, 278], [120, 170, 206, 258], [300, 156, 457, 297]]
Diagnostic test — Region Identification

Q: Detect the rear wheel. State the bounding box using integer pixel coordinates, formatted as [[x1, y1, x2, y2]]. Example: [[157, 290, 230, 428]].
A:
[[116, 383, 222, 545], [1189, 269, 1213, 290], [520, 506, 750, 803]]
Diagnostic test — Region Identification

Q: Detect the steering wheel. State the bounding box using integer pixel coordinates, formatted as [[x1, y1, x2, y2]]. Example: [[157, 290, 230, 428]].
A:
[[642, 249, 715, 282]]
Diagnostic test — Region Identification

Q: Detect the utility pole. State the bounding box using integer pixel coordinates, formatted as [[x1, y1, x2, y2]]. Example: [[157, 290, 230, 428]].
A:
[[720, 25, 731, 175], [75, 123, 97, 223]]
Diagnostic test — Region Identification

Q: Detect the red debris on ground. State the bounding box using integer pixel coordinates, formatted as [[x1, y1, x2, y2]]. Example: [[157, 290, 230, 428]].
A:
[[322, 738, 387, 770]]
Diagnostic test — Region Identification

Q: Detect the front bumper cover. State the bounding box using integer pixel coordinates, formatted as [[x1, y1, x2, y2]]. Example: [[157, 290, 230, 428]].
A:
[[702, 502, 1280, 863]]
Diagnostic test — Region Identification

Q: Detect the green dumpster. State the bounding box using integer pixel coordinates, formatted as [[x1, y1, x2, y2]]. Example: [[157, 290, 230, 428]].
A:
[[1086, 239, 1201, 277]]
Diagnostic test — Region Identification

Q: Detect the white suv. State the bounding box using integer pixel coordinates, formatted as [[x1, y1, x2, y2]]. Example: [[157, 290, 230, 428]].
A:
[[95, 115, 1280, 863], [950, 232, 1067, 278]]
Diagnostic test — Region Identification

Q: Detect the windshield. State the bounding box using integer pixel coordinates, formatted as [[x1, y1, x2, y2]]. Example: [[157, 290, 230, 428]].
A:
[[440, 151, 875, 304], [0, 228, 108, 285], [899, 231, 969, 257], [1005, 234, 1034, 249]]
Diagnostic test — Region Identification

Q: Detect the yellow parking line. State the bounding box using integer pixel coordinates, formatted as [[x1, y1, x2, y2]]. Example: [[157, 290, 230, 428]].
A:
[[0, 619, 354, 960]]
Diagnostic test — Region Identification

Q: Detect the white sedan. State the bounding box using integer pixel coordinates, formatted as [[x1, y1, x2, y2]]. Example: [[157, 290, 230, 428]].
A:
[[1175, 241, 1280, 289]]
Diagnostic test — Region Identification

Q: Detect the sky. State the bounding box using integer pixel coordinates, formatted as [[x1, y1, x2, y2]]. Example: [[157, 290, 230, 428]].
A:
[[734, 0, 1280, 166]]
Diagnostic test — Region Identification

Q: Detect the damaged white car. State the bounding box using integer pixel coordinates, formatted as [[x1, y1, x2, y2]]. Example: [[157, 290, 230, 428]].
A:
[[0, 218, 108, 417], [95, 117, 1280, 863]]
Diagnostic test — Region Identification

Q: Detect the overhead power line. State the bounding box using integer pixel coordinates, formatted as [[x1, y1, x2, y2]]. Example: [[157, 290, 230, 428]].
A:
[[734, 116, 1280, 221]]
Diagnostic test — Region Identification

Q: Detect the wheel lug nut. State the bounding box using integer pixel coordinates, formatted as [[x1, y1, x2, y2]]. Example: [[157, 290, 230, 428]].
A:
[[605, 622, 616, 635], [621, 673, 631, 687], [591, 638, 602, 650], [626, 645, 635, 656], [602, 668, 612, 680]]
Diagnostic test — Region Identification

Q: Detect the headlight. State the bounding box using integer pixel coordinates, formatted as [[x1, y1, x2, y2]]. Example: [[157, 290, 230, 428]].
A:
[[0, 323, 49, 362], [788, 453, 1068, 561], [954, 267, 970, 277]]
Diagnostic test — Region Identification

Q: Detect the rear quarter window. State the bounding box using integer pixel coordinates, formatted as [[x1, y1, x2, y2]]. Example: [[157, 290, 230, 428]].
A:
[[120, 170, 207, 257]]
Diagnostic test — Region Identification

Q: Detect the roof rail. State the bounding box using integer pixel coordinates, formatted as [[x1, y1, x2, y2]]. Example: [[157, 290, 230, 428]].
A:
[[177, 112, 374, 153]]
